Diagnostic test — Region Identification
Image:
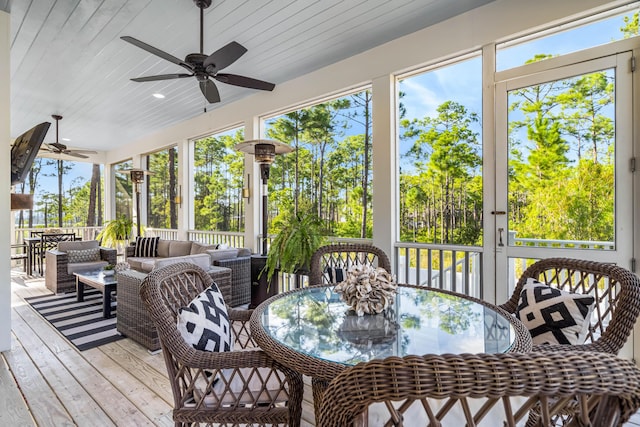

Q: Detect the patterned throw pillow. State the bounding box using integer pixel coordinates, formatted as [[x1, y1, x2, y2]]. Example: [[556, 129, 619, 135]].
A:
[[177, 283, 233, 352], [516, 278, 595, 345], [67, 247, 101, 263], [134, 236, 159, 257]]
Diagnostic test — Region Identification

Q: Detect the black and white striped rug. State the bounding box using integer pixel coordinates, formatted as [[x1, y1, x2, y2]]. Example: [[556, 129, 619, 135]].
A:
[[25, 290, 124, 351]]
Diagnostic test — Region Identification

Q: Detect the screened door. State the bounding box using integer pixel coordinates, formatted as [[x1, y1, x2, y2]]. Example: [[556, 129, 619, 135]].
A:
[[494, 52, 634, 304]]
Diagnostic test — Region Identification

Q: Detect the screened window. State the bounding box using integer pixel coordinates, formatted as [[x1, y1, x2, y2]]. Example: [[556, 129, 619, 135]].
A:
[[113, 160, 133, 221], [21, 158, 101, 228], [496, 4, 639, 71], [263, 88, 374, 239], [193, 127, 245, 232], [146, 147, 178, 229], [397, 54, 482, 245]]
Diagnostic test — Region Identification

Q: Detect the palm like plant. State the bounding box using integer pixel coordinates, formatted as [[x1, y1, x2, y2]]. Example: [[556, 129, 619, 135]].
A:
[[97, 214, 134, 249]]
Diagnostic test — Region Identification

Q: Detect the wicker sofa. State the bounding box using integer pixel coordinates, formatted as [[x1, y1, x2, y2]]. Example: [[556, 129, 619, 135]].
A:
[[125, 238, 252, 307], [45, 240, 117, 293]]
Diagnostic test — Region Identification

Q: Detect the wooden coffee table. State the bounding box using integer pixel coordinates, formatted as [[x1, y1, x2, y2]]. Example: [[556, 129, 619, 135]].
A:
[[74, 271, 118, 318]]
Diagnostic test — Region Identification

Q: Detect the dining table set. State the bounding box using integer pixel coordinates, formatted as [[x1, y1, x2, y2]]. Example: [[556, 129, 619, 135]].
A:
[[23, 231, 79, 275], [249, 283, 532, 419], [138, 246, 640, 427]]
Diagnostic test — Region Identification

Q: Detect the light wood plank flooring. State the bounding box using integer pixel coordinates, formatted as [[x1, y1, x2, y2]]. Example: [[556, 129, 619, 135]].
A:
[[2, 269, 640, 426], [2, 270, 316, 426]]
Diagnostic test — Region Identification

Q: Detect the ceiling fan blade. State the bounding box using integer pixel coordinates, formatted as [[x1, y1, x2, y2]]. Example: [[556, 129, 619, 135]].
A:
[[65, 151, 90, 159], [121, 36, 193, 71], [203, 41, 247, 74], [199, 79, 221, 103], [69, 149, 98, 154], [131, 73, 193, 82], [214, 73, 275, 91], [50, 141, 67, 151]]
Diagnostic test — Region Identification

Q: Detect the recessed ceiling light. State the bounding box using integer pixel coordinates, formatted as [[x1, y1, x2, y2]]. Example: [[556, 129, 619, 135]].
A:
[[61, 138, 71, 141], [153, 93, 165, 99]]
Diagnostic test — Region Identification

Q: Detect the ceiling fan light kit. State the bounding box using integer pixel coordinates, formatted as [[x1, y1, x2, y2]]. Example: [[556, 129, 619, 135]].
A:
[[122, 0, 275, 104]]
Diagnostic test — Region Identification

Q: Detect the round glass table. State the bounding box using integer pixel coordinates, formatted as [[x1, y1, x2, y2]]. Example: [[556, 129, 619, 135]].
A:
[[250, 284, 531, 396]]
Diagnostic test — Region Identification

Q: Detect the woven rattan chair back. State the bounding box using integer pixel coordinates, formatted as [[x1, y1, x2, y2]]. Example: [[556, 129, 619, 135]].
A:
[[500, 257, 640, 354], [139, 262, 303, 427], [309, 243, 392, 286], [317, 352, 640, 427]]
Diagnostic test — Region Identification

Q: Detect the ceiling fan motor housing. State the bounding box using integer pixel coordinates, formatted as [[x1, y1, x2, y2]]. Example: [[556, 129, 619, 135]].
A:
[[193, 0, 212, 9]]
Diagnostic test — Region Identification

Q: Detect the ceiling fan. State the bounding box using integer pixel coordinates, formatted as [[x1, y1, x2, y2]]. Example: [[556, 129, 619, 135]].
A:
[[121, 0, 275, 104], [41, 115, 97, 159]]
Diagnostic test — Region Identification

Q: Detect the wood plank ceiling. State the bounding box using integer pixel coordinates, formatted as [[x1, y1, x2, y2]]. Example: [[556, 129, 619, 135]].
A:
[[3, 0, 493, 152]]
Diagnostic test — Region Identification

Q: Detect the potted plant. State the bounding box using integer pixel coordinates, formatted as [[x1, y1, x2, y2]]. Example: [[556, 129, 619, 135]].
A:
[[97, 214, 134, 253], [263, 213, 326, 281], [103, 264, 116, 276]]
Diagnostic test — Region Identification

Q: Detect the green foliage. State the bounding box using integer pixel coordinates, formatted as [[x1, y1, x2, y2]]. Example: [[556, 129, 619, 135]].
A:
[[193, 129, 245, 232], [264, 213, 326, 280], [621, 12, 639, 38], [147, 147, 178, 229], [97, 214, 133, 248]]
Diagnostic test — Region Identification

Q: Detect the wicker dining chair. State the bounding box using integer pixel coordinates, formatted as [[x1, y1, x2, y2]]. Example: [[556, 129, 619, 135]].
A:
[[500, 257, 640, 354], [316, 352, 640, 427], [139, 262, 304, 427], [309, 243, 392, 286]]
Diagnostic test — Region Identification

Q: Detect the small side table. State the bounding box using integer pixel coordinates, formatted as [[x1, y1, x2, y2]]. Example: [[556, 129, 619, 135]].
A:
[[74, 271, 118, 318]]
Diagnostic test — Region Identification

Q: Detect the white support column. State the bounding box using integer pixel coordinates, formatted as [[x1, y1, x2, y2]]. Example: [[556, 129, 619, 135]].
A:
[[243, 117, 261, 253], [371, 75, 397, 266], [482, 43, 498, 304], [1, 10, 11, 352], [177, 139, 190, 240], [103, 162, 115, 221]]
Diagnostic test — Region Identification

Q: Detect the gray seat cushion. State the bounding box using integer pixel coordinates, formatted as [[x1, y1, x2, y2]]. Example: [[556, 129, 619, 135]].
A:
[[67, 260, 109, 274]]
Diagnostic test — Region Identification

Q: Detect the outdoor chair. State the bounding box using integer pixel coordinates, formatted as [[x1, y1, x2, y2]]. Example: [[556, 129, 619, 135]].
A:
[[309, 243, 392, 286], [139, 262, 303, 427], [36, 232, 77, 275], [500, 257, 640, 354], [316, 352, 640, 427]]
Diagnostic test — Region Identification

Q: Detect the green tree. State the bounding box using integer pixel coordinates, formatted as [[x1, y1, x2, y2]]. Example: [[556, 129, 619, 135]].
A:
[[403, 101, 481, 244]]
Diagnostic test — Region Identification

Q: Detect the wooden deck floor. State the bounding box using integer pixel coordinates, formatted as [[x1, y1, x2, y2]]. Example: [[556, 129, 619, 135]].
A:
[[2, 268, 640, 426], [2, 270, 316, 426]]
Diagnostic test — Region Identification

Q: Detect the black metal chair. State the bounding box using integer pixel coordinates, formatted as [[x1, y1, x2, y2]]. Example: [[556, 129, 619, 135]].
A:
[[36, 233, 77, 275]]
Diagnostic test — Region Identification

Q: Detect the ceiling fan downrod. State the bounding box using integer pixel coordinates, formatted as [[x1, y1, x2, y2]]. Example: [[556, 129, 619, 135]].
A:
[[52, 114, 62, 143], [194, 0, 212, 55]]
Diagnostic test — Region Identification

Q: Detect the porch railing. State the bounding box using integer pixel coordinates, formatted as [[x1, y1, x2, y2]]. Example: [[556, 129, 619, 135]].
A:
[[13, 226, 611, 301], [13, 226, 103, 245], [394, 243, 484, 298]]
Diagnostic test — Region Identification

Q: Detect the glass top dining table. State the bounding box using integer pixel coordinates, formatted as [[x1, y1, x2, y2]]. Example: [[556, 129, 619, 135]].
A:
[[250, 284, 532, 383]]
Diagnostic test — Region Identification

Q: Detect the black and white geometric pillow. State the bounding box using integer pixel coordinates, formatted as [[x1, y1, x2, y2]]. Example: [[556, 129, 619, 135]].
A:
[[177, 283, 233, 352], [516, 278, 595, 345]]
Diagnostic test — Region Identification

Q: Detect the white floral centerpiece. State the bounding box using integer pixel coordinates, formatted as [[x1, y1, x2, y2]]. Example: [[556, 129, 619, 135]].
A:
[[334, 264, 397, 316]]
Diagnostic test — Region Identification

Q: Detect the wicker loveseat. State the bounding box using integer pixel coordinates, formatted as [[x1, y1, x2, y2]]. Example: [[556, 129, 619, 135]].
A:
[[45, 240, 117, 293]]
